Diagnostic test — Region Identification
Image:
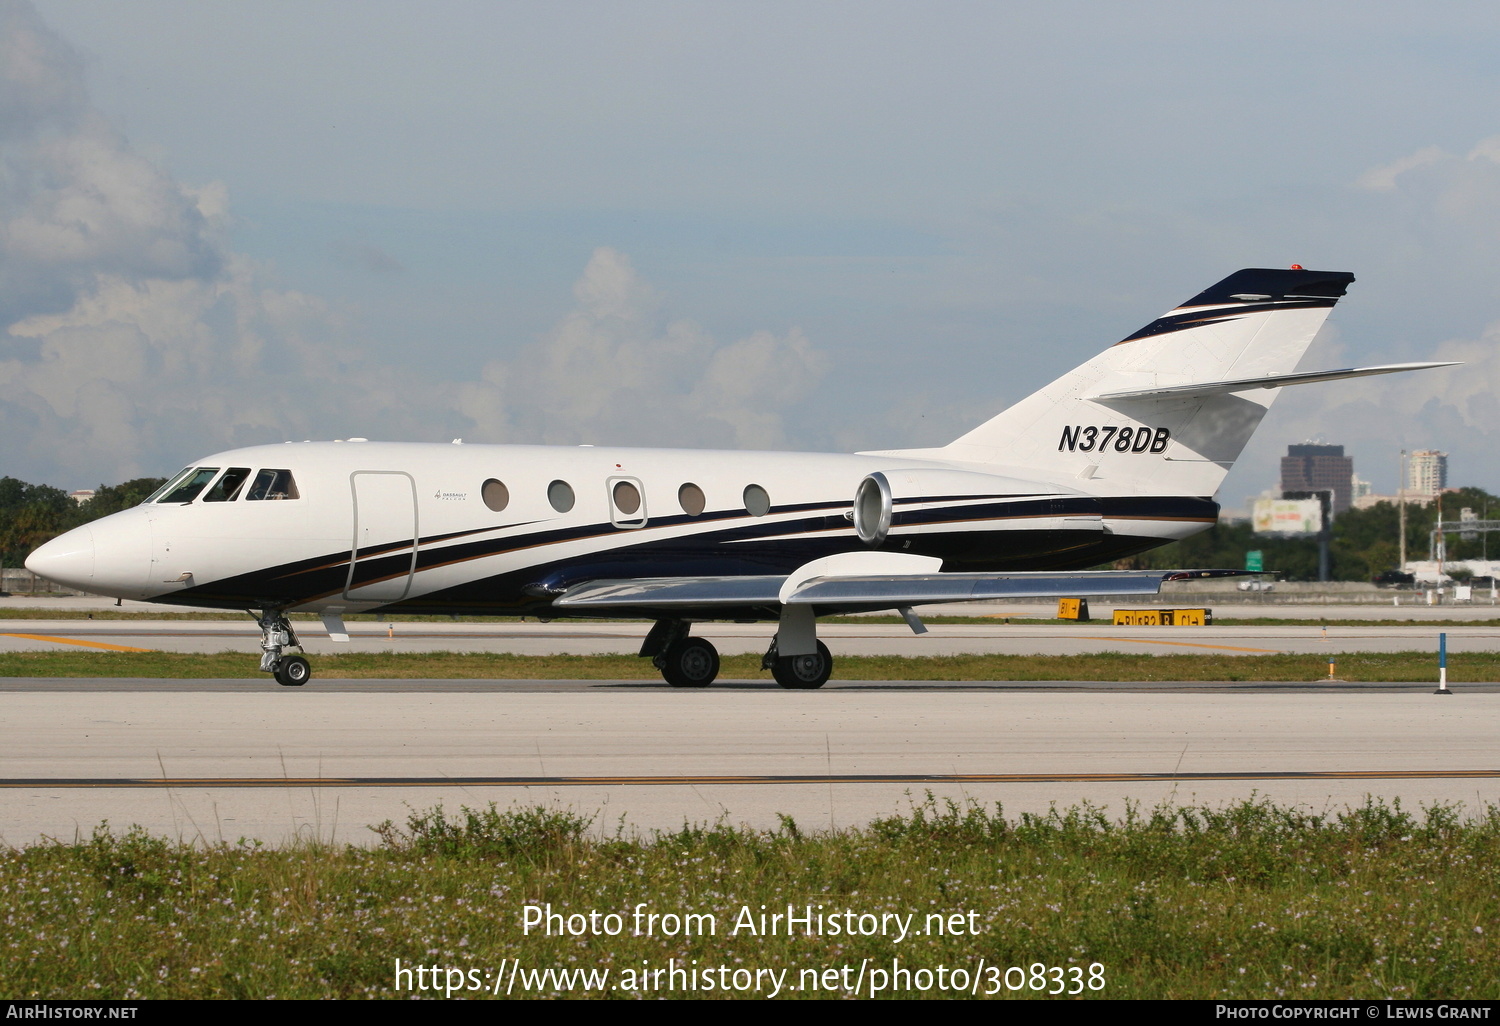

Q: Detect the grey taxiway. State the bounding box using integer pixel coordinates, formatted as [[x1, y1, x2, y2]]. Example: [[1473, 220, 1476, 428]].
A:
[[3, 598, 1496, 847], [3, 677, 1495, 848]]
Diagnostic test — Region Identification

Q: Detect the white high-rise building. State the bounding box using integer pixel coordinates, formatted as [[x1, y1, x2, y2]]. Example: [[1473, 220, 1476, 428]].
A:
[[1407, 449, 1448, 498]]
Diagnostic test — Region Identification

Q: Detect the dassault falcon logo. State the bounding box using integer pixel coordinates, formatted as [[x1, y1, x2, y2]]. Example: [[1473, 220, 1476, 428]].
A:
[[1058, 425, 1171, 453]]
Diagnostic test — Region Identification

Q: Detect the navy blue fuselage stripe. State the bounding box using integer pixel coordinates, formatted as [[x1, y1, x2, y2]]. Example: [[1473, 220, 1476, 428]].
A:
[[167, 493, 1216, 608]]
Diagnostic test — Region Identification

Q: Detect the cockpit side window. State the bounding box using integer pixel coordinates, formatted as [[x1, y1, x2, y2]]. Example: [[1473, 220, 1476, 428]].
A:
[[156, 467, 220, 504], [203, 467, 252, 502], [144, 467, 197, 504], [246, 469, 300, 501]]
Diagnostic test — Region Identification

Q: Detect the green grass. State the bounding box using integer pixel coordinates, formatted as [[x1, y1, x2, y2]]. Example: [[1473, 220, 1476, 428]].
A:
[[3, 796, 1496, 999], [0, 649, 1489, 681]]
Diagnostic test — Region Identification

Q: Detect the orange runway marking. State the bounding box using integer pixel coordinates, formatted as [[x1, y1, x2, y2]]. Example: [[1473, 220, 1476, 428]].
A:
[[1, 633, 152, 653]]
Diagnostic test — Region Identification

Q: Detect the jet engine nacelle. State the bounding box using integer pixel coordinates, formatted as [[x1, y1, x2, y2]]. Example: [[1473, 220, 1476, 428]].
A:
[[853, 467, 1042, 545]]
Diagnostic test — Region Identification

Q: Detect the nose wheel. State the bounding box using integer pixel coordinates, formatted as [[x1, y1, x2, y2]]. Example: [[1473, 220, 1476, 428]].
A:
[[274, 655, 311, 687], [256, 609, 314, 686]]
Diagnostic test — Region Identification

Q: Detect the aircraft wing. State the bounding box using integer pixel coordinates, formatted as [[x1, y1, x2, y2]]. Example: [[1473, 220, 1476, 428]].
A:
[[552, 569, 1244, 613]]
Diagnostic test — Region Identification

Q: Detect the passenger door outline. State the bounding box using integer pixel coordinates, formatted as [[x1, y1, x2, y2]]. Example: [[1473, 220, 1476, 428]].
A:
[[344, 471, 419, 602]]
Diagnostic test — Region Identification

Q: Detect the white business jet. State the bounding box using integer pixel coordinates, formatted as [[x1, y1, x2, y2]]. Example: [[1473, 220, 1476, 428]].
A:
[[27, 267, 1452, 689]]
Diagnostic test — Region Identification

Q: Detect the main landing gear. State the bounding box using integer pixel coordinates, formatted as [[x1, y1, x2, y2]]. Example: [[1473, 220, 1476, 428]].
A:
[[762, 604, 832, 689], [641, 613, 835, 690], [763, 639, 833, 690], [256, 609, 312, 686], [642, 620, 720, 687]]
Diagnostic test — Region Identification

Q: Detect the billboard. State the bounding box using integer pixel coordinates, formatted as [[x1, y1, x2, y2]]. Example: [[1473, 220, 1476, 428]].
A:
[[1253, 498, 1323, 535]]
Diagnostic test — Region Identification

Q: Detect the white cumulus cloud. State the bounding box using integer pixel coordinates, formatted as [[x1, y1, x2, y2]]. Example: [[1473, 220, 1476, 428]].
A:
[[0, 1, 834, 486], [458, 247, 829, 450]]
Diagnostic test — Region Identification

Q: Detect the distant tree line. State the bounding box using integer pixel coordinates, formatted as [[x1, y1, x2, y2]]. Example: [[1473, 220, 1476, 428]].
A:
[[0, 477, 166, 568], [1121, 487, 1500, 581]]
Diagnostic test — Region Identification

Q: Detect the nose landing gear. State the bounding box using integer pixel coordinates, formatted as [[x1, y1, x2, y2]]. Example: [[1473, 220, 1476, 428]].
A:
[[257, 609, 312, 686], [275, 654, 311, 687]]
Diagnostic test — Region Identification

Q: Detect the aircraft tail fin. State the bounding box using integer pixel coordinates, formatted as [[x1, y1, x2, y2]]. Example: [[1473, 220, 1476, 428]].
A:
[[903, 267, 1360, 497]]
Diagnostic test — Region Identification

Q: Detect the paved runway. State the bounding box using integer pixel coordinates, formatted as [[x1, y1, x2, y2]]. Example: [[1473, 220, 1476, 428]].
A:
[[2, 678, 1495, 847], [2, 617, 1496, 658]]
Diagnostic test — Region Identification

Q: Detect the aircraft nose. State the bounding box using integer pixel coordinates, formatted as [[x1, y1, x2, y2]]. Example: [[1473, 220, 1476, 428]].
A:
[[25, 526, 96, 590], [25, 510, 155, 600]]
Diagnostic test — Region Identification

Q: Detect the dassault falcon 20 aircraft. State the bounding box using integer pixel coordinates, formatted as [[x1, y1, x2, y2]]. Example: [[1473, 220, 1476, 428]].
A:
[[27, 267, 1453, 689]]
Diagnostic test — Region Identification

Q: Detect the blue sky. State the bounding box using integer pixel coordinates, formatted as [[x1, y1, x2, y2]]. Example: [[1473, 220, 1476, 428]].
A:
[[6, 0, 1500, 507]]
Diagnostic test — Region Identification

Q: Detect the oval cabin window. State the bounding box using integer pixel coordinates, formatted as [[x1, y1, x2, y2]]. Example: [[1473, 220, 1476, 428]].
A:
[[548, 480, 575, 513], [612, 480, 641, 515], [743, 484, 770, 517], [678, 482, 706, 516], [481, 478, 509, 512]]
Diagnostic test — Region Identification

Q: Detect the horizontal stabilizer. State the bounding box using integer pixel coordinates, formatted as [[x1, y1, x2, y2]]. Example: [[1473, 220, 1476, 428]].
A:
[[1089, 362, 1458, 402], [554, 569, 1247, 613]]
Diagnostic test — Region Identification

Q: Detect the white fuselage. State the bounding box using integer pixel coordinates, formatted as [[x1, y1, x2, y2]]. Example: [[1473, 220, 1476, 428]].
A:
[[28, 439, 1215, 618]]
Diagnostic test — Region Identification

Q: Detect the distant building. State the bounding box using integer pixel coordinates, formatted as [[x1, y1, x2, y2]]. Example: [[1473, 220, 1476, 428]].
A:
[[68, 489, 95, 505], [1280, 443, 1353, 514], [1407, 449, 1448, 498], [1353, 492, 1433, 511]]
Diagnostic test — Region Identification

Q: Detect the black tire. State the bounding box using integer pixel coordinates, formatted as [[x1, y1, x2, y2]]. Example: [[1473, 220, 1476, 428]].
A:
[[274, 655, 311, 687], [771, 640, 832, 690], [661, 637, 719, 688]]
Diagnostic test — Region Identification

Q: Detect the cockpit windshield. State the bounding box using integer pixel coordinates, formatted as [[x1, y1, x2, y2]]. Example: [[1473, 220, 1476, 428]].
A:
[[154, 467, 220, 504]]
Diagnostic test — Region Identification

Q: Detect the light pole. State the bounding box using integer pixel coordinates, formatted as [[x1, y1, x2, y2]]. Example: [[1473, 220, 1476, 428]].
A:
[[1398, 449, 1407, 572], [1316, 488, 1332, 583]]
